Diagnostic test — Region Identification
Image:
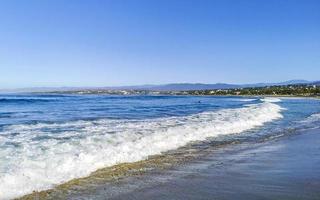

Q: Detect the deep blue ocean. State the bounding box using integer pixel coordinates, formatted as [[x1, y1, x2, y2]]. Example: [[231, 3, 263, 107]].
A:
[[0, 94, 266, 126], [0, 94, 319, 199]]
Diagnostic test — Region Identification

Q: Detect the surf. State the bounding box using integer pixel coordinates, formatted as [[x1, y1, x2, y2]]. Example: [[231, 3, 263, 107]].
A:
[[0, 101, 283, 199]]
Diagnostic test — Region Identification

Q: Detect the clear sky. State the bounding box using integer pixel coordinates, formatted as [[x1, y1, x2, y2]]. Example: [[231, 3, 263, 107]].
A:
[[0, 0, 319, 88]]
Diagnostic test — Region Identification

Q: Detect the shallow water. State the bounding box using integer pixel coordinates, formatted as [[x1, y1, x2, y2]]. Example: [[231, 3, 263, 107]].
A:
[[109, 128, 320, 200], [0, 94, 319, 199]]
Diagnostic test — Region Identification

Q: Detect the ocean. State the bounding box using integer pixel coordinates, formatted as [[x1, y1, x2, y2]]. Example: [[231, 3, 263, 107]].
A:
[[0, 94, 319, 199]]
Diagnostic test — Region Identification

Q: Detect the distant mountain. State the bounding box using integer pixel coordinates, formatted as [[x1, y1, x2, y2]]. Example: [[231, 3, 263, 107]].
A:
[[119, 80, 313, 91], [0, 80, 316, 93], [311, 81, 320, 86], [279, 80, 311, 85], [139, 83, 240, 91], [241, 79, 312, 88]]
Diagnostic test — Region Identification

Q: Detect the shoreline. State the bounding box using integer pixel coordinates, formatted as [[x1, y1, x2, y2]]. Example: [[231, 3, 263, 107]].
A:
[[2, 91, 319, 100], [35, 92, 320, 99], [17, 139, 236, 199], [10, 97, 319, 200], [17, 126, 318, 200], [109, 128, 320, 200], [19, 127, 320, 200]]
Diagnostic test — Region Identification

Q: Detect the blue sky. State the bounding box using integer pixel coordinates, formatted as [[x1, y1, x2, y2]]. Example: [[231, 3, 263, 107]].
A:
[[0, 0, 319, 88]]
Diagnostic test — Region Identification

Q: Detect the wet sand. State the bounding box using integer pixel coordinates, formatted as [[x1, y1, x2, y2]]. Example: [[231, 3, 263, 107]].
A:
[[106, 129, 320, 200], [20, 128, 320, 200]]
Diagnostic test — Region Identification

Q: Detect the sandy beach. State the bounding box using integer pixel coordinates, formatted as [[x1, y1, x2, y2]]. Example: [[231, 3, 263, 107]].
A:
[[3, 96, 318, 200], [65, 128, 320, 200], [1, 0, 319, 199]]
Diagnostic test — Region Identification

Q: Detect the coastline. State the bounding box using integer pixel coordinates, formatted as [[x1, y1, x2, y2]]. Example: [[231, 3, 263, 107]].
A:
[[17, 138, 237, 199], [109, 128, 320, 200], [33, 91, 320, 99], [17, 127, 320, 200], [7, 96, 318, 200]]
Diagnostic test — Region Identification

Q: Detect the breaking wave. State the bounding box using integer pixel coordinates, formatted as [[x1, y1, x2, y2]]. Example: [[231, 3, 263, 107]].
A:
[[0, 102, 283, 199], [261, 97, 282, 103], [300, 113, 320, 124]]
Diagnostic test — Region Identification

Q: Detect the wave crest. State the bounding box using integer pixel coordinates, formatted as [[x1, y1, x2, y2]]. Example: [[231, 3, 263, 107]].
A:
[[261, 97, 282, 103], [0, 102, 283, 199]]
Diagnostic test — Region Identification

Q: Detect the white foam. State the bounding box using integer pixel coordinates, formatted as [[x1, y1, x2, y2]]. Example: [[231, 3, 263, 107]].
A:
[[239, 99, 256, 102], [0, 102, 283, 199], [260, 97, 282, 103], [227, 98, 256, 102], [301, 113, 320, 123]]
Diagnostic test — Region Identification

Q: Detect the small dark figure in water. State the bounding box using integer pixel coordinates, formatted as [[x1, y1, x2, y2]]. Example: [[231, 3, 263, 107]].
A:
[[198, 101, 201, 103]]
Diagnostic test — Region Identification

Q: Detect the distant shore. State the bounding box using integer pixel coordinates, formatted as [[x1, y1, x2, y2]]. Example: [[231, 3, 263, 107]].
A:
[[37, 84, 319, 98], [38, 91, 320, 100]]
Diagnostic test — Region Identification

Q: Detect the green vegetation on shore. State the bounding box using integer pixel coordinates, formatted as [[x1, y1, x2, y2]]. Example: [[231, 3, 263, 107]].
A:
[[48, 84, 320, 97], [179, 85, 320, 97]]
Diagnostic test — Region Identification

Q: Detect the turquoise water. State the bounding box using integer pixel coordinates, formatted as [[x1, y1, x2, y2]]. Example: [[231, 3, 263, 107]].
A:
[[0, 94, 319, 199]]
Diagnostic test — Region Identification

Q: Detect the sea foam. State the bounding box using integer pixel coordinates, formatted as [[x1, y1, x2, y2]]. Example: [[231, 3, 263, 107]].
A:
[[301, 113, 320, 124], [261, 97, 282, 103], [0, 102, 283, 199]]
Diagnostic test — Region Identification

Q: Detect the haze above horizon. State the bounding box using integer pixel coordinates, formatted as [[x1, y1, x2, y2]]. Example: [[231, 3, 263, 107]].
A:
[[0, 0, 319, 88]]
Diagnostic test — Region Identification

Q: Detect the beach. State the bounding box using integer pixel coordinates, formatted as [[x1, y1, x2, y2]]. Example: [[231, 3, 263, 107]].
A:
[[2, 0, 319, 199], [20, 128, 320, 200], [1, 95, 319, 199], [72, 128, 320, 200]]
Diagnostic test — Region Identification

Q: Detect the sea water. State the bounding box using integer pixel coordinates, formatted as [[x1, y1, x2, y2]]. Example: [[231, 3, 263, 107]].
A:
[[0, 94, 319, 199]]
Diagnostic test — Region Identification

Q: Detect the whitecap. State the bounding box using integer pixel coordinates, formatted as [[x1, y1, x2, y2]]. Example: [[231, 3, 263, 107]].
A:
[[0, 102, 283, 199], [260, 97, 282, 103]]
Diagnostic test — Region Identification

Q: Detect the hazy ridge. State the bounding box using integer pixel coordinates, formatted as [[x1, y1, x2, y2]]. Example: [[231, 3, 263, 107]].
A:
[[0, 80, 318, 93]]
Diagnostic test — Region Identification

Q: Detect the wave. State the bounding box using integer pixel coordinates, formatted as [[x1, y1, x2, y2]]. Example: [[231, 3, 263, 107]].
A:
[[300, 113, 320, 124], [260, 97, 282, 103], [0, 102, 283, 199], [0, 98, 55, 104], [238, 99, 257, 102]]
